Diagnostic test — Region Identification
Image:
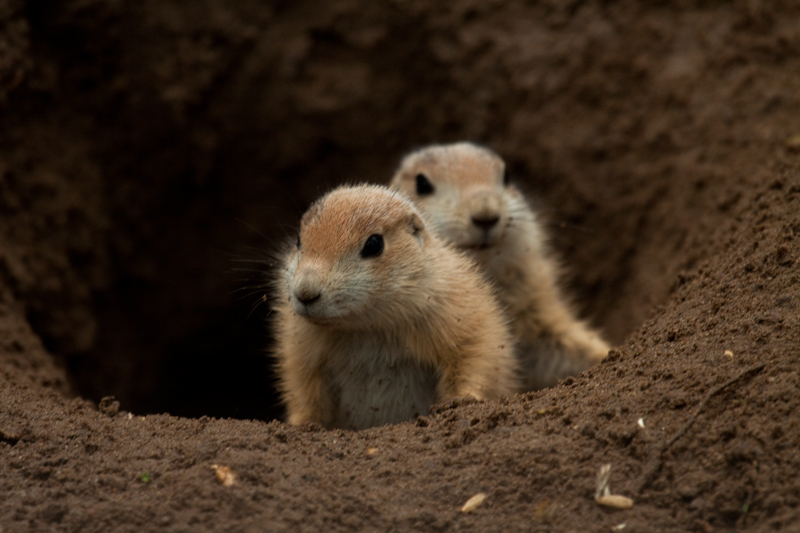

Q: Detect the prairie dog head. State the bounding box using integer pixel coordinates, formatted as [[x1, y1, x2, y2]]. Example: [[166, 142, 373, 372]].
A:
[[283, 184, 429, 329], [390, 142, 528, 250]]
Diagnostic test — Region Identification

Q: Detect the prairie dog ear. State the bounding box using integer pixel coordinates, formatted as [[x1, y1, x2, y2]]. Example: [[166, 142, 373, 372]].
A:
[[409, 212, 425, 236]]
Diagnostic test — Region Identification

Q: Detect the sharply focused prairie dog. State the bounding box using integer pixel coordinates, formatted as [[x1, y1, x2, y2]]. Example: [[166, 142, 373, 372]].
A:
[[273, 184, 518, 430], [390, 142, 609, 391]]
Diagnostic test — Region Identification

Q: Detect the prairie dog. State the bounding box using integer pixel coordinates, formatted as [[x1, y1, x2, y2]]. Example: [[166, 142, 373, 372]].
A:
[[390, 142, 609, 391], [273, 184, 517, 430]]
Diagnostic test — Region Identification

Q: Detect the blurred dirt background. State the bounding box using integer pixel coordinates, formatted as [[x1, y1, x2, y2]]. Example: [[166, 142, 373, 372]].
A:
[[1, 0, 799, 531]]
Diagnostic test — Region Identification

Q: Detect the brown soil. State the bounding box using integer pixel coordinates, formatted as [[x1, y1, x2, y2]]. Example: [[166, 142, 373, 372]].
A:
[[1, 0, 799, 531]]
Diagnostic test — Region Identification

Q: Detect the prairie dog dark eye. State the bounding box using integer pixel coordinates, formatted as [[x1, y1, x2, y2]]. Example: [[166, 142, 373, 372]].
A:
[[503, 168, 511, 186], [415, 174, 434, 195], [361, 234, 384, 258], [296, 235, 301, 248]]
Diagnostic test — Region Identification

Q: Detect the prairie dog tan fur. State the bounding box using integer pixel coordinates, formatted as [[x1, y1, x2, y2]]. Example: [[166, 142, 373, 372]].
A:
[[390, 142, 609, 391], [273, 184, 518, 430]]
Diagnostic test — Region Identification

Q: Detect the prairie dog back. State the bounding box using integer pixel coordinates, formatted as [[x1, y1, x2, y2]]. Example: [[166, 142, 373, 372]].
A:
[[273, 184, 517, 429], [390, 143, 609, 391]]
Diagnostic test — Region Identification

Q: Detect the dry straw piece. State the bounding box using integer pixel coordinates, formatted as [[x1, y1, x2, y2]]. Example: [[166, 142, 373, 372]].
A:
[[461, 493, 487, 513], [595, 464, 634, 509], [211, 464, 236, 487], [596, 494, 634, 509]]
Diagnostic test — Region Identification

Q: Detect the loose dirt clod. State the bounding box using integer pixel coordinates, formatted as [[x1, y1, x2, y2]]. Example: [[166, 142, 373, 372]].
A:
[[694, 519, 714, 532], [461, 493, 487, 513], [786, 135, 800, 152], [98, 396, 120, 417]]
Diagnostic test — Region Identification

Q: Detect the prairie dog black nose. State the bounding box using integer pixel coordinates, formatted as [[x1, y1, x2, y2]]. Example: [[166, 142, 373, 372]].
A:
[[471, 214, 500, 230], [292, 266, 325, 306], [294, 288, 321, 305], [467, 191, 502, 231]]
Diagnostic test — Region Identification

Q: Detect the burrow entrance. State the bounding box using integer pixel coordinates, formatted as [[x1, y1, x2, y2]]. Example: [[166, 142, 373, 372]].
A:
[[12, 0, 733, 422]]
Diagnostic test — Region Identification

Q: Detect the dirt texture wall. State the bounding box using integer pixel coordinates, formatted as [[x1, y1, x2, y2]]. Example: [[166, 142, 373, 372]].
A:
[[1, 0, 799, 531]]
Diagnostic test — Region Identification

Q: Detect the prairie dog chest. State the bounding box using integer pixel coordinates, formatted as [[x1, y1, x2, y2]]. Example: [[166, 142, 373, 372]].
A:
[[325, 336, 438, 430]]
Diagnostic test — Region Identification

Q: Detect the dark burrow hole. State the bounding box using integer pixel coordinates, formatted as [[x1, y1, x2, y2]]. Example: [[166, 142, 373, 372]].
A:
[[52, 165, 634, 423], [60, 193, 308, 422], [68, 290, 286, 422]]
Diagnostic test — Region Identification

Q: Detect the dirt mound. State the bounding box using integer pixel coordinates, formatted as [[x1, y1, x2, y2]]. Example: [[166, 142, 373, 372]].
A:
[[1, 0, 799, 531]]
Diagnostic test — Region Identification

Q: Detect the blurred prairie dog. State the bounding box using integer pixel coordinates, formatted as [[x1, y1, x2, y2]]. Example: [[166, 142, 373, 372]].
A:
[[273, 184, 518, 430], [390, 142, 609, 391]]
